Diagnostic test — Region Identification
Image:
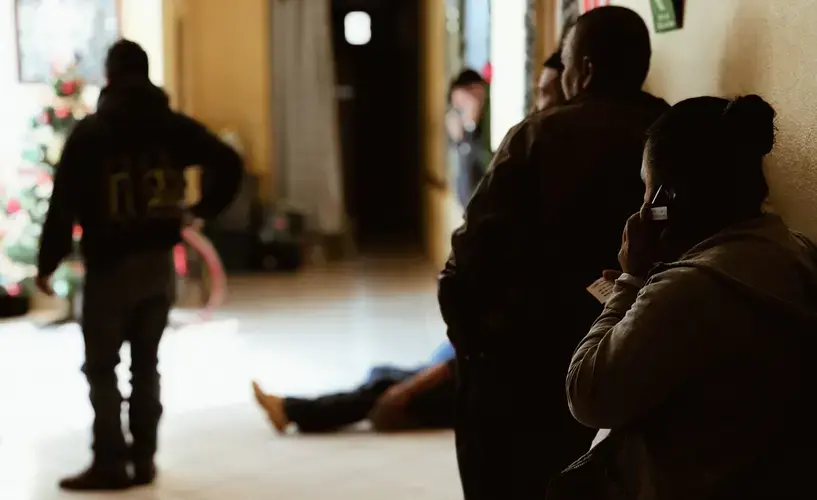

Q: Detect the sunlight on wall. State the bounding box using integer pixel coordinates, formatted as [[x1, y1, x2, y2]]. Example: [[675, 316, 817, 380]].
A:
[[121, 0, 164, 86], [489, 0, 527, 151], [611, 0, 817, 237], [180, 0, 271, 191]]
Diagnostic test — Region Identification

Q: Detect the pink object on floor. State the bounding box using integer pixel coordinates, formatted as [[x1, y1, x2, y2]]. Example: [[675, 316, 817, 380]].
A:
[[181, 227, 227, 320]]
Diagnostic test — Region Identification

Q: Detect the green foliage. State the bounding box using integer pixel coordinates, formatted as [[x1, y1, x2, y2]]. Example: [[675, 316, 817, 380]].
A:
[[0, 61, 86, 298]]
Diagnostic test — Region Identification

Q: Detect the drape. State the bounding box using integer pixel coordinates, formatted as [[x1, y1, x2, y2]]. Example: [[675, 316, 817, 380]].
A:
[[270, 0, 346, 235]]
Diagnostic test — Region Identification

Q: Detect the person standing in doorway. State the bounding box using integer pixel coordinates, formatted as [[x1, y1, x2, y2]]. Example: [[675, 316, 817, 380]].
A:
[[36, 40, 243, 491], [445, 69, 491, 208], [438, 7, 669, 499]]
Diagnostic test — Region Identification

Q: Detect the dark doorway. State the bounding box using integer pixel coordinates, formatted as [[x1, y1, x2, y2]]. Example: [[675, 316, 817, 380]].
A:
[[331, 0, 422, 251]]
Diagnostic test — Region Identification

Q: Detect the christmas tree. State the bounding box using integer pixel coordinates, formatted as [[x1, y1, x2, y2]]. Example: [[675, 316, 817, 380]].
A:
[[0, 61, 87, 302]]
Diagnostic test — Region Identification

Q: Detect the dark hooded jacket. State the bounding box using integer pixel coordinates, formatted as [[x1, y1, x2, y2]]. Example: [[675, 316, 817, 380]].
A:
[[38, 79, 242, 275], [439, 91, 670, 356]]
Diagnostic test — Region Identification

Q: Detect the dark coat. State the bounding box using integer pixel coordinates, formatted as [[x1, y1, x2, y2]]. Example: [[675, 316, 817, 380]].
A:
[[438, 92, 669, 482], [38, 80, 243, 275], [439, 90, 669, 355]]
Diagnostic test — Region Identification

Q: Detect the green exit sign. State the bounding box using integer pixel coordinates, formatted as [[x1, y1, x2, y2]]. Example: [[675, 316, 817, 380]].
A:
[[650, 0, 683, 33]]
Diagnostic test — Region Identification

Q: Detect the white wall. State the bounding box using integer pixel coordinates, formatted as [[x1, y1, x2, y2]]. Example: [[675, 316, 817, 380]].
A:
[[489, 0, 527, 151]]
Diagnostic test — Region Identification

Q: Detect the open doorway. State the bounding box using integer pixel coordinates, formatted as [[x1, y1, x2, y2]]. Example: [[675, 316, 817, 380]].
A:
[[331, 0, 422, 251]]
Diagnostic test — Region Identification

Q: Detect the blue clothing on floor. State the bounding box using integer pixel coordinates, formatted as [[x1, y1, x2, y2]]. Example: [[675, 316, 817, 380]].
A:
[[429, 340, 456, 365], [365, 341, 456, 384]]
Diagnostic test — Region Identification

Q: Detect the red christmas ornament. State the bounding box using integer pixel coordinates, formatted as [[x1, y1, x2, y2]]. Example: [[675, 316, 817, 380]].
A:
[[6, 199, 20, 214], [61, 80, 78, 95], [72, 224, 83, 239], [481, 62, 493, 85], [54, 107, 70, 119], [6, 283, 20, 297]]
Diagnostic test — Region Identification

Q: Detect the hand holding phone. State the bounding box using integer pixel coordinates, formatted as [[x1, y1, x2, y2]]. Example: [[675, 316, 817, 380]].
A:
[[648, 185, 674, 221], [618, 208, 665, 280]]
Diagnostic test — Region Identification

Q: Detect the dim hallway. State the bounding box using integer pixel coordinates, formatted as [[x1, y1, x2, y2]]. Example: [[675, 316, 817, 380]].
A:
[[0, 257, 460, 500]]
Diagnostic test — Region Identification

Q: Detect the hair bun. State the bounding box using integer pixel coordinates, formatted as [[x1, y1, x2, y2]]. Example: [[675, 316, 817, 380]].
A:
[[723, 94, 776, 156]]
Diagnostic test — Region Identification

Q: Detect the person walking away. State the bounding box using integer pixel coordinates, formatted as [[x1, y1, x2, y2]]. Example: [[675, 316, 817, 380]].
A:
[[445, 69, 491, 208], [557, 95, 817, 500], [438, 7, 669, 499], [36, 40, 243, 491]]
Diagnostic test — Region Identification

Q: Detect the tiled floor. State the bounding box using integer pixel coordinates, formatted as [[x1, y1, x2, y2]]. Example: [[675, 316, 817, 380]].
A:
[[0, 256, 460, 499]]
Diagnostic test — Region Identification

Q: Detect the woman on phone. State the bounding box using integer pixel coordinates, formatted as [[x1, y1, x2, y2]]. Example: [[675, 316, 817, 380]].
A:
[[559, 95, 817, 499]]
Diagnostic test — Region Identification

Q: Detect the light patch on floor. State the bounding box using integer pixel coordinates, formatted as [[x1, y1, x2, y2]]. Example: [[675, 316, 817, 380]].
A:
[[0, 258, 460, 499]]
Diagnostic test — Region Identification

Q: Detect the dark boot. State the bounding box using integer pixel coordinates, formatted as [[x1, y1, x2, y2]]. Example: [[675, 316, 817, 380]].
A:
[[131, 460, 157, 486], [59, 461, 131, 491]]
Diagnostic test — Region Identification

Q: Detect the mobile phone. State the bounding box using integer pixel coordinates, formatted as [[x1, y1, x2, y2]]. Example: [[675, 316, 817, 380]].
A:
[[649, 185, 674, 221]]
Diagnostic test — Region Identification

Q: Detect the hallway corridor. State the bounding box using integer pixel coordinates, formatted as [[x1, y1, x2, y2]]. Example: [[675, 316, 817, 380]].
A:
[[0, 257, 459, 499]]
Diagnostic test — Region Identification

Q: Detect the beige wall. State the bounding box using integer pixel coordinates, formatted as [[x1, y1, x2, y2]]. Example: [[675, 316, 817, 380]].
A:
[[612, 0, 817, 238], [422, 0, 450, 269], [168, 0, 272, 194]]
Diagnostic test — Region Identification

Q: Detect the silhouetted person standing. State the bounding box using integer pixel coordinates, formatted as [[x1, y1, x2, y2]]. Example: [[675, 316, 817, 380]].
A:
[[36, 40, 243, 491], [438, 7, 669, 499]]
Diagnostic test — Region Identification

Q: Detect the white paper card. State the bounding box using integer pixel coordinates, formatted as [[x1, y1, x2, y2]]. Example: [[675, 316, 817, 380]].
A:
[[650, 206, 668, 221], [587, 278, 616, 304]]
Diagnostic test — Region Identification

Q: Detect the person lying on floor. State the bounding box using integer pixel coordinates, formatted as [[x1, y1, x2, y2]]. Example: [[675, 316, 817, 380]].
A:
[[252, 341, 456, 433]]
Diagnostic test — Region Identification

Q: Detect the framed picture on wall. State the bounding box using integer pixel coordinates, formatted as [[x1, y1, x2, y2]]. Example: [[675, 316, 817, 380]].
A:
[[14, 0, 121, 85]]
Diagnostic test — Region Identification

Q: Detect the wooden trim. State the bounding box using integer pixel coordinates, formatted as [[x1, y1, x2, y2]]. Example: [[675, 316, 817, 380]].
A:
[[534, 0, 545, 68], [422, 0, 451, 267], [542, 0, 558, 55], [174, 17, 186, 110]]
